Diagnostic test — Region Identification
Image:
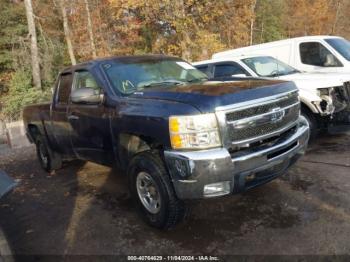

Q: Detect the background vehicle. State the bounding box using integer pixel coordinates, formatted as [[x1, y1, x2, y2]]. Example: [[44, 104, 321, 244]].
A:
[[212, 36, 350, 74], [0, 171, 16, 262], [23, 55, 309, 229], [193, 55, 350, 139]]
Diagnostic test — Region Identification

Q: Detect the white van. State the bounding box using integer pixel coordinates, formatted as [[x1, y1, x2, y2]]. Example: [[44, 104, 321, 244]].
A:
[[193, 55, 350, 139], [212, 36, 350, 74]]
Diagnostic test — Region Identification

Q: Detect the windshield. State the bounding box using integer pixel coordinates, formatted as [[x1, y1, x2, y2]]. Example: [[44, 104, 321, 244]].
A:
[[325, 38, 350, 61], [101, 58, 208, 95], [242, 56, 299, 77]]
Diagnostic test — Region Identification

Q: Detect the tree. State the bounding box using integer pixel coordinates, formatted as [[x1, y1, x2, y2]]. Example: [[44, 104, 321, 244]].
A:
[[84, 0, 97, 58], [57, 0, 76, 65], [0, 0, 27, 95], [24, 0, 41, 89], [109, 0, 229, 60], [285, 0, 334, 37], [330, 0, 350, 37], [254, 0, 286, 43], [249, 0, 257, 45]]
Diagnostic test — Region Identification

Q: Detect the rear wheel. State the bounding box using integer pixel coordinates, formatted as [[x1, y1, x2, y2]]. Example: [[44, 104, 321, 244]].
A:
[[35, 135, 62, 172], [128, 151, 187, 230]]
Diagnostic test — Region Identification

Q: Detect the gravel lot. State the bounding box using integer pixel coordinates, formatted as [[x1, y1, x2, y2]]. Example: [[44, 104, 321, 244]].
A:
[[0, 133, 350, 260]]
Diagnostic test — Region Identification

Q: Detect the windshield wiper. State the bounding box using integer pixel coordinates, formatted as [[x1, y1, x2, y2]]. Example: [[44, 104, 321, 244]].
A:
[[267, 72, 286, 77], [187, 77, 209, 83], [287, 69, 300, 75], [139, 80, 185, 88], [268, 69, 300, 77]]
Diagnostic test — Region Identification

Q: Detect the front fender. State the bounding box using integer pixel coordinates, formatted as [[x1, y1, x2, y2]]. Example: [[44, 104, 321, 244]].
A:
[[298, 89, 321, 113]]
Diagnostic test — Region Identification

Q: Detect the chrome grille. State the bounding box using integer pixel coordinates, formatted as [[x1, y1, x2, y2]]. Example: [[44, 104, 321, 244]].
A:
[[227, 105, 299, 142], [224, 92, 300, 144], [226, 94, 299, 122]]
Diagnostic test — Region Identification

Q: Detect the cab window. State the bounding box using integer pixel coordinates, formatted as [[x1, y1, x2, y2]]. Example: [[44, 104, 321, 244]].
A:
[[73, 71, 100, 91], [195, 65, 211, 77], [56, 73, 73, 105], [214, 63, 248, 78], [300, 42, 342, 67]]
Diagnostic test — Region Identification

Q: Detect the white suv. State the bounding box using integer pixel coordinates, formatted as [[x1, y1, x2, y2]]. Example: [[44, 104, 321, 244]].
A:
[[193, 55, 350, 139]]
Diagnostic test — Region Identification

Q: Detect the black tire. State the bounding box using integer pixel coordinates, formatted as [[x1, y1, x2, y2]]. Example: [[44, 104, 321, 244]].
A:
[[35, 135, 62, 172], [301, 107, 318, 142], [128, 151, 186, 230]]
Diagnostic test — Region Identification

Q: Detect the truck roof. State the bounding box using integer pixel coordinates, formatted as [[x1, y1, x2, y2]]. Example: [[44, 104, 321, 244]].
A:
[[193, 54, 276, 66], [60, 54, 180, 73], [212, 35, 344, 59]]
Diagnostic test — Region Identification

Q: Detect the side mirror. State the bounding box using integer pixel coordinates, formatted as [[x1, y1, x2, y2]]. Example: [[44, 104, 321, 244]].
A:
[[71, 87, 103, 104]]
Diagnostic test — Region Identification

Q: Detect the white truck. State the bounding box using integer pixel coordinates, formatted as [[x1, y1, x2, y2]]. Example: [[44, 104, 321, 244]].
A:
[[193, 55, 350, 139], [212, 35, 350, 74]]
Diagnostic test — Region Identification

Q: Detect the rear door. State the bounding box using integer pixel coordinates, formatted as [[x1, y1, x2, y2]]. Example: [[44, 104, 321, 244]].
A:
[[67, 70, 112, 165]]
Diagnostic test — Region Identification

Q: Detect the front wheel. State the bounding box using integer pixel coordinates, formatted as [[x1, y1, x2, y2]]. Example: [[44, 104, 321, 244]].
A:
[[128, 151, 187, 230]]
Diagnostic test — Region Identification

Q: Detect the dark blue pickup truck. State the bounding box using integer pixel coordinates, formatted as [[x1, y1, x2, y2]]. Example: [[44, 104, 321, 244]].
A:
[[23, 55, 309, 229]]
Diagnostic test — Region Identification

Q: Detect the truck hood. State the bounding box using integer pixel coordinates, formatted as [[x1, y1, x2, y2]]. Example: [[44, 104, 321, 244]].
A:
[[279, 72, 348, 90], [129, 80, 297, 113]]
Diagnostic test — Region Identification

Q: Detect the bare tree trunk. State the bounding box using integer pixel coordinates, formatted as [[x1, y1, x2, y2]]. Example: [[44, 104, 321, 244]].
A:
[[24, 0, 42, 90], [260, 20, 264, 43], [249, 0, 257, 45], [95, 0, 112, 56], [174, 0, 192, 61], [332, 0, 342, 34], [58, 0, 76, 65], [84, 0, 97, 58], [180, 32, 192, 61]]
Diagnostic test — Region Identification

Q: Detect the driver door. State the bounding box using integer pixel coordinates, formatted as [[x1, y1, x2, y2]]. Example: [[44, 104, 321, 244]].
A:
[[67, 70, 113, 165]]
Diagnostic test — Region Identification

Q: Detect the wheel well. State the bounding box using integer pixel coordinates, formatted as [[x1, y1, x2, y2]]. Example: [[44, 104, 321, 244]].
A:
[[300, 102, 321, 128], [28, 124, 40, 142], [118, 133, 162, 170], [300, 102, 316, 117]]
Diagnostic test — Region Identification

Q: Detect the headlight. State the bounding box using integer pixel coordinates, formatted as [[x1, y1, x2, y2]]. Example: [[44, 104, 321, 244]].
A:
[[169, 113, 221, 150], [317, 88, 331, 97]]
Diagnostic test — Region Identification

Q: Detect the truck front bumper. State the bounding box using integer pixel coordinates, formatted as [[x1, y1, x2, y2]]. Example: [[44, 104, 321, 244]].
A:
[[164, 116, 310, 199]]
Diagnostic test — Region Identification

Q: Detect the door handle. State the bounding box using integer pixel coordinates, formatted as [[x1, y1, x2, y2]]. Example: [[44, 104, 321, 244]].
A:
[[68, 115, 79, 120]]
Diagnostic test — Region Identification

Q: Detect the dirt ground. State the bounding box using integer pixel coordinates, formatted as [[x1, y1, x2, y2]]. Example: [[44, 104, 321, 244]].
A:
[[0, 133, 350, 260]]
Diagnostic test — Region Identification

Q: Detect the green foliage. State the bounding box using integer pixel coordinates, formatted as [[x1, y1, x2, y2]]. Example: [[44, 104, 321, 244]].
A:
[[254, 0, 286, 44], [0, 0, 27, 71], [2, 70, 50, 120]]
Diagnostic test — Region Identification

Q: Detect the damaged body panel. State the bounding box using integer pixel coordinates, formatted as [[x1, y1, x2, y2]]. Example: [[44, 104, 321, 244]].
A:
[[193, 55, 350, 137]]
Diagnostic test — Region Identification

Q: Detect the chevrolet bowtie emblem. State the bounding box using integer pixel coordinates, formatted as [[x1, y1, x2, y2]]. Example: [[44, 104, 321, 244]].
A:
[[270, 107, 285, 123]]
